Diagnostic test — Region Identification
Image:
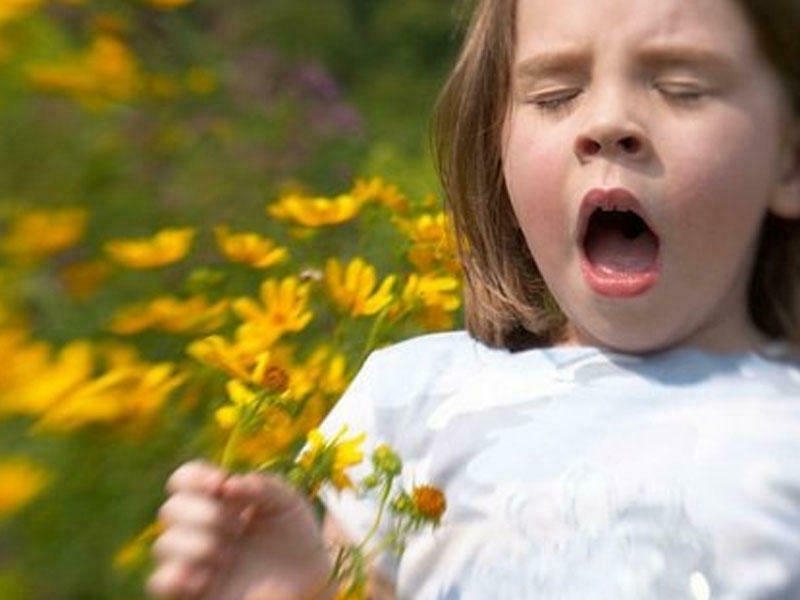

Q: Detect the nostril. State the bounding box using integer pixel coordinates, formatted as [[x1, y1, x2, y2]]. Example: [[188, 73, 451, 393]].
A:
[[577, 137, 602, 156], [618, 136, 641, 153], [575, 134, 645, 159]]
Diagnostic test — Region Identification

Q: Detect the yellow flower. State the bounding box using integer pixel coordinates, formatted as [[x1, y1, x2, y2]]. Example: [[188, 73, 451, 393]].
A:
[[217, 369, 328, 469], [104, 227, 195, 269], [394, 273, 461, 331], [108, 295, 228, 335], [233, 277, 314, 347], [399, 273, 461, 313], [26, 35, 141, 108], [297, 426, 365, 491], [107, 305, 157, 335], [334, 582, 366, 600], [420, 305, 457, 331], [214, 379, 257, 429], [350, 176, 408, 214], [267, 193, 363, 227], [187, 335, 256, 381], [286, 346, 348, 402], [214, 226, 289, 269], [0, 340, 94, 417], [143, 0, 194, 9], [396, 212, 459, 274], [191, 336, 289, 394], [0, 458, 49, 518], [324, 258, 396, 317], [319, 352, 347, 397], [0, 328, 48, 401], [0, 0, 41, 25], [35, 360, 186, 432], [113, 520, 164, 571], [1, 207, 88, 263], [233, 399, 320, 467]]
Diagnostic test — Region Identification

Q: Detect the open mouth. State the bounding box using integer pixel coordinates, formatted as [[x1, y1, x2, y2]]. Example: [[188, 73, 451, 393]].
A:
[[579, 188, 660, 297], [584, 208, 659, 273]]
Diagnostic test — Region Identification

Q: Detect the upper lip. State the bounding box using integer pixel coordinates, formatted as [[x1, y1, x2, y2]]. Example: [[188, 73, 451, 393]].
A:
[[577, 187, 658, 245]]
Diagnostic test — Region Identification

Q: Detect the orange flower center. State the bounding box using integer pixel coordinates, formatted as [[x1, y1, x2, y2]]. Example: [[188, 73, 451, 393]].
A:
[[412, 485, 446, 521], [258, 365, 289, 393]]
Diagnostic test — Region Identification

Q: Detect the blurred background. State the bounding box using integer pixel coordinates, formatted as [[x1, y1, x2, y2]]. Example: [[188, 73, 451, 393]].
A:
[[0, 1, 465, 597]]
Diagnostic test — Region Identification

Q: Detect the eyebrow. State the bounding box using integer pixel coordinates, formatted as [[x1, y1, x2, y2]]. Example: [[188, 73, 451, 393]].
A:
[[635, 45, 738, 76], [514, 49, 590, 80], [513, 45, 738, 81]]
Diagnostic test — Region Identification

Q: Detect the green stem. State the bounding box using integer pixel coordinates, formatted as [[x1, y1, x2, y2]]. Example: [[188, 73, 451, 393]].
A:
[[254, 454, 290, 473], [332, 314, 351, 349], [220, 421, 242, 469], [329, 545, 348, 581], [357, 477, 392, 552], [220, 390, 270, 469], [351, 304, 391, 378], [364, 532, 400, 563]]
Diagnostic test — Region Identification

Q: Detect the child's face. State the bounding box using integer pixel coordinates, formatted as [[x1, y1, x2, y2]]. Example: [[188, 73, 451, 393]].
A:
[[503, 0, 800, 352]]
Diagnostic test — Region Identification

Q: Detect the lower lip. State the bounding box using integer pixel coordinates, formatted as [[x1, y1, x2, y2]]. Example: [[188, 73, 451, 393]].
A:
[[580, 259, 660, 298]]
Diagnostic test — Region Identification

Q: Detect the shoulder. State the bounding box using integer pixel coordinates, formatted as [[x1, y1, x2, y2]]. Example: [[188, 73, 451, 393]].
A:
[[366, 330, 485, 370], [354, 330, 500, 401], [324, 331, 493, 434]]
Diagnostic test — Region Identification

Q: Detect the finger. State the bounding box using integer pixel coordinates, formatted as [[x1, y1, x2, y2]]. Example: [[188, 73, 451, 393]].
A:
[[152, 526, 229, 565], [146, 560, 212, 599], [158, 493, 245, 536], [166, 461, 227, 496], [221, 472, 302, 514]]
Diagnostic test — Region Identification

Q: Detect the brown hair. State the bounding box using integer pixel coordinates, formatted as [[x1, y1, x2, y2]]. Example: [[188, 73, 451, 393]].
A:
[[432, 0, 800, 351]]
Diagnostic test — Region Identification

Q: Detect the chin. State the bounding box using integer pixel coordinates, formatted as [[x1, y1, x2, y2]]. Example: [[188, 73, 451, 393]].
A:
[[603, 337, 678, 355], [568, 320, 683, 355]]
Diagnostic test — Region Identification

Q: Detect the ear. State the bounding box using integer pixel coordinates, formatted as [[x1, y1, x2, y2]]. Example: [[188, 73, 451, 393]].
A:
[[769, 120, 800, 219]]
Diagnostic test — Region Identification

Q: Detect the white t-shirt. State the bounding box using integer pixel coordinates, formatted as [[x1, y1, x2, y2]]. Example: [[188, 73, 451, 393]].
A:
[[320, 331, 800, 600]]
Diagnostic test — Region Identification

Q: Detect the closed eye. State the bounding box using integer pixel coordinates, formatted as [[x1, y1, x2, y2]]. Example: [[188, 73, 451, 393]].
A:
[[654, 81, 708, 103], [529, 88, 582, 113]]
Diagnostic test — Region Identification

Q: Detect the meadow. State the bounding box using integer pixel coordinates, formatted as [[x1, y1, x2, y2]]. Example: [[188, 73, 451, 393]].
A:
[[0, 1, 463, 597]]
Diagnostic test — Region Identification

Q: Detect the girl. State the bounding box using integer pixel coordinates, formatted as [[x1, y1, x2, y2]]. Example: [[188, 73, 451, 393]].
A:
[[147, 0, 800, 598]]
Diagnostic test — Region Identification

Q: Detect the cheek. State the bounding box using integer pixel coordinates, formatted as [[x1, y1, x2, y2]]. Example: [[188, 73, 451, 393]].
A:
[[659, 116, 777, 273], [664, 117, 777, 231], [503, 122, 569, 235]]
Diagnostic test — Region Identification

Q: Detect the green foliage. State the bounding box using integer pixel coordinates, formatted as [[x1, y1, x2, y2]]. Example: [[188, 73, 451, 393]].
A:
[[0, 1, 461, 598]]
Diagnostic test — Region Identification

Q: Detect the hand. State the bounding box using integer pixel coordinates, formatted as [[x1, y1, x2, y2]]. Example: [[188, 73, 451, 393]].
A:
[[147, 461, 336, 600]]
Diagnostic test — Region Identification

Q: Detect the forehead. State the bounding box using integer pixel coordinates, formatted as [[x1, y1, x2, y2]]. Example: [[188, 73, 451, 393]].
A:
[[514, 0, 759, 61]]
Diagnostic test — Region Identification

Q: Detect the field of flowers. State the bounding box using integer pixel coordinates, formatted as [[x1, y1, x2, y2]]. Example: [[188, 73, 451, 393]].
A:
[[0, 1, 462, 597]]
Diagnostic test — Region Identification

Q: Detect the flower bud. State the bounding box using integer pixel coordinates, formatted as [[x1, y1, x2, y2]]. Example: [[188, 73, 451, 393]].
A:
[[371, 444, 402, 476]]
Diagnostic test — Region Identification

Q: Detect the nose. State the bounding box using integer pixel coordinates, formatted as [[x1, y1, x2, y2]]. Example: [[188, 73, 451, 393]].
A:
[[575, 133, 643, 157], [573, 94, 651, 163]]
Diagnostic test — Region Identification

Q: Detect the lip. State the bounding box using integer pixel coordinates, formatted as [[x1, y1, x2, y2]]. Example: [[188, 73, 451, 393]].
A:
[[577, 187, 661, 298]]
